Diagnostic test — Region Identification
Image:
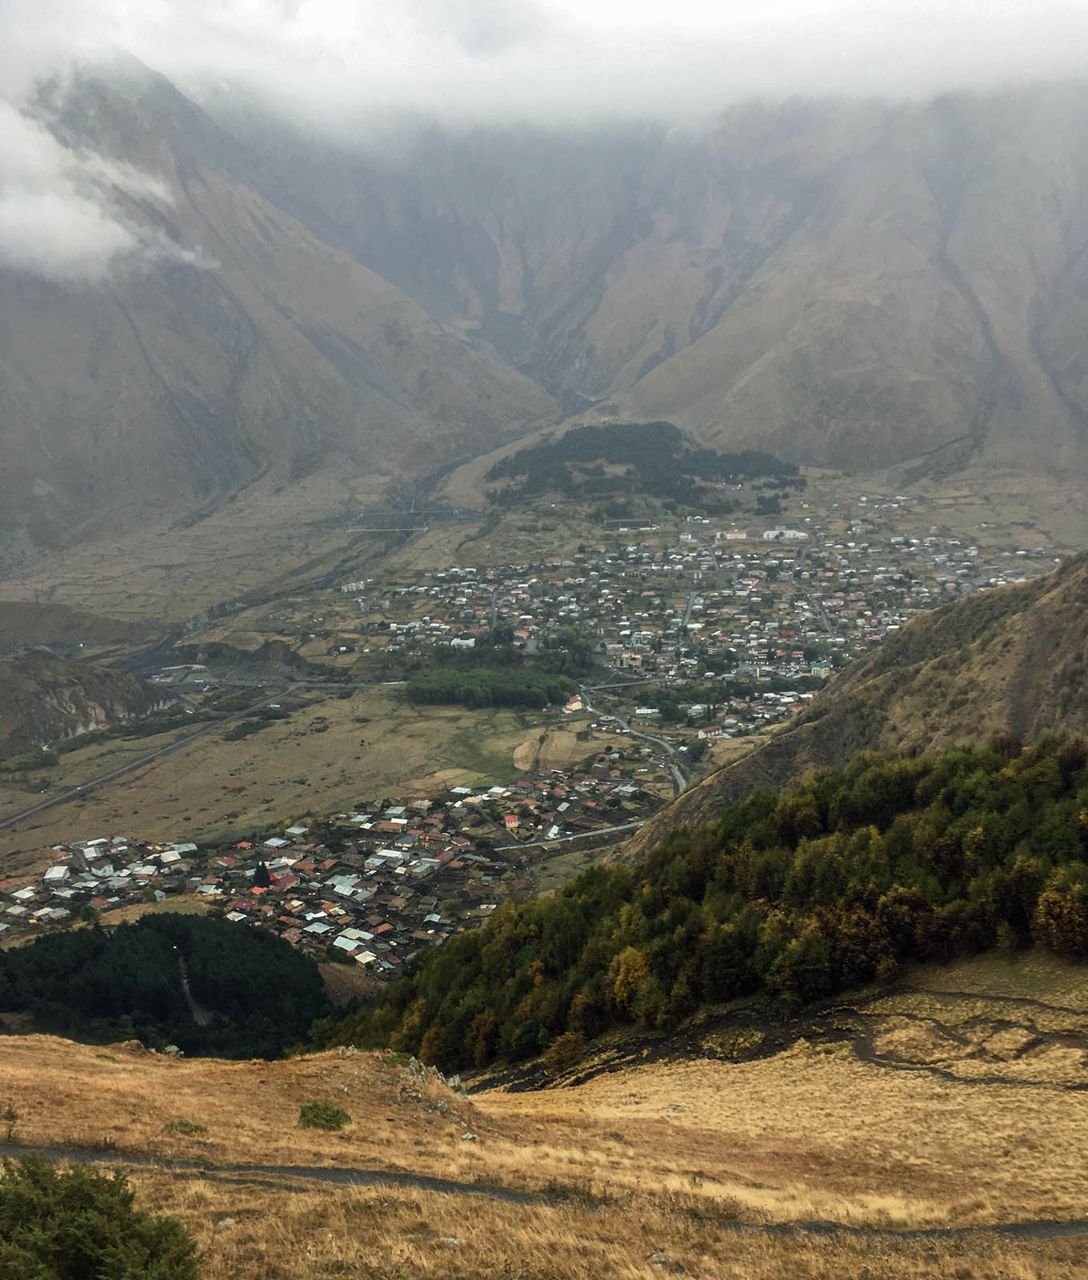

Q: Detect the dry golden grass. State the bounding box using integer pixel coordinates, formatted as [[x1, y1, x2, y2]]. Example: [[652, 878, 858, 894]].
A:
[[0, 1037, 499, 1183], [0, 692, 540, 873], [512, 724, 624, 773], [126, 1173, 1088, 1280], [1, 955, 1088, 1274], [1, 962, 1086, 1234], [490, 1043, 1088, 1228]]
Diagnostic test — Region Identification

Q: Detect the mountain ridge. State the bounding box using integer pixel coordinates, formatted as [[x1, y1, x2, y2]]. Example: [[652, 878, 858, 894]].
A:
[[5, 72, 1088, 565], [628, 552, 1088, 850]]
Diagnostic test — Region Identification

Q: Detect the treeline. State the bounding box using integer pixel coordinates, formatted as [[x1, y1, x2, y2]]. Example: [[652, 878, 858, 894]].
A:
[[312, 737, 1088, 1071], [401, 625, 594, 680], [487, 422, 797, 513], [406, 667, 577, 709], [0, 914, 331, 1058]]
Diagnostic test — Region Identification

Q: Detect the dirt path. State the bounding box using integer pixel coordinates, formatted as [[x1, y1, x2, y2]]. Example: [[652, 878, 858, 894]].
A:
[[2, 1141, 1087, 1240], [174, 951, 211, 1028]]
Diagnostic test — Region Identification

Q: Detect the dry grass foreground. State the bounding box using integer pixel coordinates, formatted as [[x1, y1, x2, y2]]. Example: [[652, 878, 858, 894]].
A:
[[0, 954, 1086, 1275]]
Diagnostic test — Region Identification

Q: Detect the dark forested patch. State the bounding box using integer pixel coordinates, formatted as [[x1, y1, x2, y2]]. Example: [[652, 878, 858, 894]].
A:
[[0, 914, 331, 1059], [486, 421, 798, 513], [312, 737, 1088, 1071], [405, 667, 578, 709]]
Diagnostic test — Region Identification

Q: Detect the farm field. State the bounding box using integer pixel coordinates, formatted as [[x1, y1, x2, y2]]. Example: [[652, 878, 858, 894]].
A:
[[0, 692, 623, 874]]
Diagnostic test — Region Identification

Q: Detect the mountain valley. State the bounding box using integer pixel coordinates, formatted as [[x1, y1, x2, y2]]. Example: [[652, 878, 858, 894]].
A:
[[5, 71, 1088, 575], [3, 29, 1088, 1280]]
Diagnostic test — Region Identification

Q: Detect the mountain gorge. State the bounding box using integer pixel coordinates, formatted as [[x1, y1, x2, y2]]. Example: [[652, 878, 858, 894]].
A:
[[4, 70, 1088, 564]]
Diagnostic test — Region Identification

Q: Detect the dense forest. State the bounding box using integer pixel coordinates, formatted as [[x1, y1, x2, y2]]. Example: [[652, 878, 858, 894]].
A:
[[0, 914, 331, 1058], [313, 737, 1088, 1071], [405, 667, 578, 709], [486, 422, 798, 513]]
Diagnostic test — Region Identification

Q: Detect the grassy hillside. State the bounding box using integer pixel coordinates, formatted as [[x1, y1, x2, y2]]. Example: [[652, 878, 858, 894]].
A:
[[637, 553, 1088, 843], [0, 948, 1086, 1277]]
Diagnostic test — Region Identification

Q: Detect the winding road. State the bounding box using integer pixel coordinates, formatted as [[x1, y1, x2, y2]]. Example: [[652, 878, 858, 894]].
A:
[[580, 686, 689, 795]]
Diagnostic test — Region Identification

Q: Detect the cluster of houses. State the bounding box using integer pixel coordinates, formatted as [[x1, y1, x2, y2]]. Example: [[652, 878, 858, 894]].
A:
[[326, 499, 1057, 744], [0, 764, 662, 973]]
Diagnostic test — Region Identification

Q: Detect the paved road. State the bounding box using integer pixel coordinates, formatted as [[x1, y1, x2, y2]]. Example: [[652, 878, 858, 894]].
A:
[[580, 688, 689, 796], [0, 686, 301, 834], [511, 820, 646, 852], [791, 535, 834, 637]]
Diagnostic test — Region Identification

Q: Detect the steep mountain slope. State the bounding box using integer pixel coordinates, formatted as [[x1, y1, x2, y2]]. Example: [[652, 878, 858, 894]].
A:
[[632, 553, 1088, 846], [239, 87, 1088, 473], [6, 73, 1088, 565], [0, 66, 555, 560], [0, 602, 154, 652], [0, 650, 172, 754], [2, 951, 1088, 1280]]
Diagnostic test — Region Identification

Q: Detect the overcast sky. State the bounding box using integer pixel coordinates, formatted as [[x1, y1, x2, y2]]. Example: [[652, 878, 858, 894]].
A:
[[3, 0, 1088, 280], [8, 0, 1088, 124]]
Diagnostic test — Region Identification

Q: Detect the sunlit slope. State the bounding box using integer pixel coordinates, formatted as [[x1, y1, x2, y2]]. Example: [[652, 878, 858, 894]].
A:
[[0, 951, 1086, 1276]]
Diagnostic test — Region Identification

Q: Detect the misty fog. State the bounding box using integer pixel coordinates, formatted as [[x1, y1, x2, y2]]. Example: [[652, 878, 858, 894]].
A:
[[2, 0, 1087, 280]]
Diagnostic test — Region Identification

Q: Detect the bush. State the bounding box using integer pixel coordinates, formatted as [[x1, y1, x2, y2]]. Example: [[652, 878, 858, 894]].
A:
[[0, 1157, 197, 1279], [163, 1119, 206, 1136], [542, 1031, 587, 1077], [298, 1102, 350, 1131]]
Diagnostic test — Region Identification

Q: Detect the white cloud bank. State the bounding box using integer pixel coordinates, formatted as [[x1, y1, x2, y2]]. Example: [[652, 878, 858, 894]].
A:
[[6, 0, 1087, 125], [0, 100, 208, 282], [2, 0, 1087, 280]]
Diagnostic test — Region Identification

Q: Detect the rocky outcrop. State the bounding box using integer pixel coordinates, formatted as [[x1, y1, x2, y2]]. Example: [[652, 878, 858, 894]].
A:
[[0, 651, 175, 754]]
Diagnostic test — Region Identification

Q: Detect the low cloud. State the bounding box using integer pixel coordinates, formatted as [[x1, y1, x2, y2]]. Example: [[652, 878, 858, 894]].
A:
[[1, 0, 1086, 280], [0, 99, 207, 283], [6, 1, 1088, 127]]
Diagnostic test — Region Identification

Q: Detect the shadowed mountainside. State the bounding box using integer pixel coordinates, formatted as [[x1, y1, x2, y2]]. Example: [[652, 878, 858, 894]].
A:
[[243, 86, 1088, 475], [0, 64, 556, 563]]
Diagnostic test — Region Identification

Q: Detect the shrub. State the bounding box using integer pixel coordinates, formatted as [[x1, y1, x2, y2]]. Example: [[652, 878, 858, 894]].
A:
[[298, 1102, 350, 1131], [163, 1119, 206, 1136], [0, 1157, 197, 1279], [542, 1031, 587, 1076]]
